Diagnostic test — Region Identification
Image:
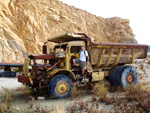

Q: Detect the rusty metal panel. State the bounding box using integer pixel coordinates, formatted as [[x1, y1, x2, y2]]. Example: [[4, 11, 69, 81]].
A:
[[90, 43, 148, 67], [97, 48, 106, 67], [91, 42, 148, 58], [106, 48, 114, 66], [90, 48, 102, 65], [18, 75, 31, 85], [92, 72, 104, 81], [48, 33, 91, 43], [134, 48, 146, 59], [29, 54, 55, 60]]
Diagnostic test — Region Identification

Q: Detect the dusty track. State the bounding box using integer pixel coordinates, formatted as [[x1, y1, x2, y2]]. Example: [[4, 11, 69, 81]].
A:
[[0, 78, 24, 91]]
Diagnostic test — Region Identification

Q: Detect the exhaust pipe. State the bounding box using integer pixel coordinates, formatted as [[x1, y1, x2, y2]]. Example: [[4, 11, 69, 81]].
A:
[[43, 42, 48, 54]]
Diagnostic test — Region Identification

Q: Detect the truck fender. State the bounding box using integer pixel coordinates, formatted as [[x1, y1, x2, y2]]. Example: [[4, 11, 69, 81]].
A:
[[49, 70, 76, 81]]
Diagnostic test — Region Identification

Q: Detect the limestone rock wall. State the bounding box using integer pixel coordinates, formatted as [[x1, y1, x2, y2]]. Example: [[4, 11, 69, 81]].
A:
[[0, 0, 136, 63]]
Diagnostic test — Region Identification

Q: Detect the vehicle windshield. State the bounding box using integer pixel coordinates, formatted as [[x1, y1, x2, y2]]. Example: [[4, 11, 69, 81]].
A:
[[54, 44, 67, 52]]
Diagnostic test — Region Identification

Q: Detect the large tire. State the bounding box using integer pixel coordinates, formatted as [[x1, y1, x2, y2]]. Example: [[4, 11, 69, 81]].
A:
[[113, 66, 122, 86], [117, 66, 139, 87], [109, 67, 116, 85], [115, 66, 127, 86], [109, 66, 122, 86], [48, 74, 73, 98]]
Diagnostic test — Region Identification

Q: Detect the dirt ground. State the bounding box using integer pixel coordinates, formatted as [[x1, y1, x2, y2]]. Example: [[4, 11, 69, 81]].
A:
[[0, 78, 24, 91], [0, 78, 114, 112]]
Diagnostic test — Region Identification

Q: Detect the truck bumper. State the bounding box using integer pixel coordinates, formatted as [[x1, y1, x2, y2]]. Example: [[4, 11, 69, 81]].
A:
[[18, 75, 32, 85]]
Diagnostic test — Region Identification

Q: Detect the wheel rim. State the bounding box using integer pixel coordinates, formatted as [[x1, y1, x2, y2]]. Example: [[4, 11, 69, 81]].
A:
[[56, 81, 69, 96], [126, 73, 135, 84]]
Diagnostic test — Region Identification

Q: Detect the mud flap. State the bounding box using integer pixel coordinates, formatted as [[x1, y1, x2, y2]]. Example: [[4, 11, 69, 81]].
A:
[[18, 75, 32, 85]]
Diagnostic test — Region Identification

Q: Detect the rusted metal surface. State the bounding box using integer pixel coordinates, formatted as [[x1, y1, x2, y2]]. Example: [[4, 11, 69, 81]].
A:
[[56, 81, 69, 96], [106, 48, 114, 66], [132, 48, 135, 63], [90, 43, 148, 67], [114, 48, 122, 66], [47, 59, 63, 72], [91, 42, 148, 48], [33, 60, 63, 81], [29, 54, 55, 60], [48, 33, 91, 43], [91, 43, 148, 57], [18, 75, 31, 85], [29, 54, 56, 77], [126, 73, 135, 84], [97, 48, 105, 67]]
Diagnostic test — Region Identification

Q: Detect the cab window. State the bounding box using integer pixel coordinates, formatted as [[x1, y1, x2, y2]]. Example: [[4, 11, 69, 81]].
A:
[[54, 44, 67, 51], [70, 46, 81, 53]]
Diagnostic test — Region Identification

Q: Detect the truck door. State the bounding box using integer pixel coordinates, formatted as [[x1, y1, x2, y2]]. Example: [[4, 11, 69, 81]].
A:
[[69, 46, 82, 69]]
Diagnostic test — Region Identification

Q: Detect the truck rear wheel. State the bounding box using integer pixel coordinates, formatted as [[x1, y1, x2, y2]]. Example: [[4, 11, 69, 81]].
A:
[[109, 66, 122, 85], [117, 66, 139, 87], [115, 66, 127, 86], [48, 74, 73, 98]]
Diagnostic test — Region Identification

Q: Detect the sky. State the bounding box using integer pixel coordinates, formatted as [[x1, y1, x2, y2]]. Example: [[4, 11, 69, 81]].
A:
[[60, 0, 150, 45]]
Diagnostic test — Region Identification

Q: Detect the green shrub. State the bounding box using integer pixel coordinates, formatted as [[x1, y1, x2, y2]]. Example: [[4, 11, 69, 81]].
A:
[[147, 60, 150, 64]]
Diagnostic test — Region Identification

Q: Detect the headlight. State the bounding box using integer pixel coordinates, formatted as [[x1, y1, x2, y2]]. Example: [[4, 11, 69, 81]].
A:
[[28, 66, 32, 69]]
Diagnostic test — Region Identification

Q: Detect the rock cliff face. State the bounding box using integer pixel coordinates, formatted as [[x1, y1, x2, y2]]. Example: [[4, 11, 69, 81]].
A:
[[0, 0, 136, 63]]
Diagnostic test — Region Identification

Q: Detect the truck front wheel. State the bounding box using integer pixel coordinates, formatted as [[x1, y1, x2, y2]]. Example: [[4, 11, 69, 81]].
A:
[[48, 74, 73, 98]]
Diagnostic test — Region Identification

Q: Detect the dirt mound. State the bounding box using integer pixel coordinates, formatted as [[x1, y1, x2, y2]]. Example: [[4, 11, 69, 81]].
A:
[[0, 0, 136, 62]]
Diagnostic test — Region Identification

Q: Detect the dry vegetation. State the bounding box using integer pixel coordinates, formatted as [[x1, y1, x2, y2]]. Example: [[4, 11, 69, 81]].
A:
[[93, 83, 150, 113], [68, 82, 150, 113], [0, 87, 63, 113], [1, 82, 150, 113]]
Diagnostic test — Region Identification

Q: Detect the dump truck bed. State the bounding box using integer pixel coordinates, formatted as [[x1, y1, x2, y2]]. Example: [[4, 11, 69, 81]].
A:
[[90, 42, 148, 67]]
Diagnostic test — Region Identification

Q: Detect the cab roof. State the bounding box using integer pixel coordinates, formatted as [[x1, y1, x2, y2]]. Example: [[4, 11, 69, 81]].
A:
[[47, 33, 91, 43]]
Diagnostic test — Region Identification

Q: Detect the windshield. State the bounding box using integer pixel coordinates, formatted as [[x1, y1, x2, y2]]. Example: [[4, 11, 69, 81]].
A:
[[70, 46, 81, 53], [54, 44, 67, 52]]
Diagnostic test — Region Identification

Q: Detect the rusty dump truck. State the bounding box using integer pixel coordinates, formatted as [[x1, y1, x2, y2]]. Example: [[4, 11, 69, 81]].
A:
[[18, 33, 148, 98]]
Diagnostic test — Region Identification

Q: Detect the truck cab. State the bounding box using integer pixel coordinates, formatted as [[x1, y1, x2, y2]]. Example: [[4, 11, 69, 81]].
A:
[[53, 41, 86, 70]]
